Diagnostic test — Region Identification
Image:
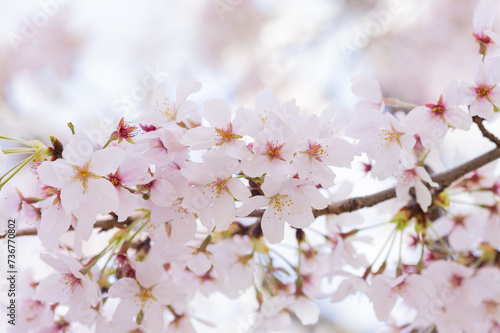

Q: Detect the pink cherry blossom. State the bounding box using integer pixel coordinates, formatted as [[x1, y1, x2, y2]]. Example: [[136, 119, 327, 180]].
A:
[[405, 80, 471, 149], [108, 261, 186, 332], [463, 56, 500, 119], [395, 165, 439, 212], [237, 176, 328, 243], [181, 99, 248, 159]]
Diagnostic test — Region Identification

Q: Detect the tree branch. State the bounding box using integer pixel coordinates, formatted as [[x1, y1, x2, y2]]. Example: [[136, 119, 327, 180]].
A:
[[0, 215, 134, 239], [5, 147, 500, 238], [473, 116, 500, 147]]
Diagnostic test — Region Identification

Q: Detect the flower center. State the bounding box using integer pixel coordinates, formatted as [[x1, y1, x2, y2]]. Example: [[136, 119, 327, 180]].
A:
[[473, 32, 492, 44], [73, 164, 96, 191], [203, 179, 228, 198], [476, 84, 494, 98], [264, 141, 285, 161], [155, 97, 177, 120], [215, 123, 240, 145], [135, 289, 153, 308], [426, 95, 446, 118], [258, 110, 270, 124], [117, 118, 138, 141], [307, 141, 329, 161], [59, 273, 81, 293], [108, 172, 122, 186], [378, 125, 404, 149], [272, 195, 292, 218], [449, 274, 464, 289]]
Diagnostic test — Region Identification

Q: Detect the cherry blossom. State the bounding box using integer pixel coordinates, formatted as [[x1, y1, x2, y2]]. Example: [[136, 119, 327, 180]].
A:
[[395, 165, 439, 212], [405, 80, 472, 149], [463, 56, 500, 120], [147, 79, 202, 126], [5, 3, 500, 331], [473, 0, 500, 56], [181, 99, 248, 159], [369, 273, 437, 322], [237, 176, 328, 243], [108, 261, 186, 332], [36, 253, 100, 310], [181, 150, 250, 231]]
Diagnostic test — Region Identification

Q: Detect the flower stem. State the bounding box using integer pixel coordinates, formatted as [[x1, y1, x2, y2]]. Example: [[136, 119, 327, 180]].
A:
[[0, 155, 34, 190], [0, 136, 37, 147], [102, 138, 113, 149], [2, 148, 36, 154]]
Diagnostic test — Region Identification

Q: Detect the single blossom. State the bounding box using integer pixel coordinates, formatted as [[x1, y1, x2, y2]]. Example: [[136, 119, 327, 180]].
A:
[[147, 79, 202, 126], [181, 150, 250, 231], [395, 165, 439, 212], [237, 176, 328, 243], [405, 80, 471, 149], [473, 0, 500, 55], [108, 261, 186, 332], [462, 56, 500, 120], [181, 99, 248, 159]]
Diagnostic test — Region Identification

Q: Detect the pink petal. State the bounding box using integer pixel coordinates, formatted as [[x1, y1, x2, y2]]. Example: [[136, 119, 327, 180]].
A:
[[60, 180, 84, 212], [89, 147, 123, 176], [37, 159, 72, 188], [261, 208, 285, 244], [108, 278, 140, 298], [176, 79, 202, 104], [203, 99, 232, 128], [474, 0, 495, 32]]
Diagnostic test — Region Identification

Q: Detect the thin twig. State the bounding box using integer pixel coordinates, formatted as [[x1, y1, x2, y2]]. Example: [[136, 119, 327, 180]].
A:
[[4, 147, 500, 238], [473, 116, 500, 147], [0, 214, 136, 239]]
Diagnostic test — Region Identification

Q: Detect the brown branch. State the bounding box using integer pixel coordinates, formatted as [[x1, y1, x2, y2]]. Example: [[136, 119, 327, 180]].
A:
[[251, 146, 500, 218], [315, 146, 500, 216], [5, 146, 500, 238], [473, 116, 500, 147], [0, 214, 137, 239]]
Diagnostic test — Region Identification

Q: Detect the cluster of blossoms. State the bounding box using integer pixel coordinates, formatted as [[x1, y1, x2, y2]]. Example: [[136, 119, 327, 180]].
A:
[[2, 1, 500, 332]]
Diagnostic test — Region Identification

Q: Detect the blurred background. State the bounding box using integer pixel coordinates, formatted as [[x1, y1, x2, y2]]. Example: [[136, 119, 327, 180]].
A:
[[0, 0, 496, 332]]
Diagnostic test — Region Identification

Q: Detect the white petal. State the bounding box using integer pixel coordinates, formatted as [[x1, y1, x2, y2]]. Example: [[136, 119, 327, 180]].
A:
[[170, 215, 197, 242], [285, 211, 314, 229], [415, 180, 432, 212], [261, 208, 285, 244], [143, 302, 165, 332], [369, 276, 397, 321], [415, 166, 438, 187], [151, 179, 177, 207], [186, 252, 212, 275], [89, 147, 123, 176], [212, 193, 236, 231], [135, 261, 161, 289], [288, 297, 320, 325], [111, 298, 141, 329], [474, 0, 495, 31], [176, 100, 200, 121], [39, 206, 71, 250], [226, 178, 251, 201], [61, 181, 84, 212], [181, 126, 217, 149], [351, 74, 383, 103], [108, 278, 140, 298], [203, 99, 232, 127], [37, 160, 72, 188], [86, 178, 119, 214], [176, 79, 202, 104], [152, 281, 187, 304], [236, 196, 270, 217]]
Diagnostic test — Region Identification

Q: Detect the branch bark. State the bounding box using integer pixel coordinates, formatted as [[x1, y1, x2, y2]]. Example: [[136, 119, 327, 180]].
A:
[[5, 145, 500, 238], [0, 215, 133, 239], [473, 116, 500, 147]]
